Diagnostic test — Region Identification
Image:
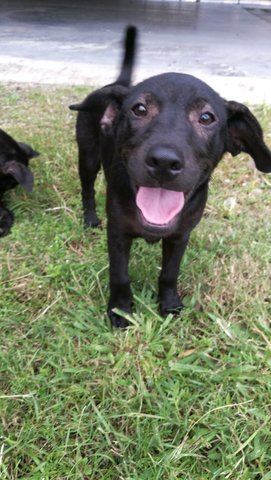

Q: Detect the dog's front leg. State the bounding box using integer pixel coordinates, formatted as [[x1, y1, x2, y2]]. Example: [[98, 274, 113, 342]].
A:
[[158, 235, 190, 317], [0, 203, 14, 237], [107, 226, 133, 328]]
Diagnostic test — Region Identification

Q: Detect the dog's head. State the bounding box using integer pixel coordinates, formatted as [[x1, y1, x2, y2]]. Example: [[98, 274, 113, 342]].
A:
[[0, 129, 39, 194], [71, 71, 271, 232]]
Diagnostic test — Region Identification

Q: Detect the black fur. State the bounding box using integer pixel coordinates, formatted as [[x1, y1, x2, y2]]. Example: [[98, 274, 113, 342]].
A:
[[0, 129, 38, 237], [70, 27, 271, 328]]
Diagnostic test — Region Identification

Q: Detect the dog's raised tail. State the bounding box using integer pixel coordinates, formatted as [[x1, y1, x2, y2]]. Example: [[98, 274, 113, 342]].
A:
[[115, 25, 137, 87]]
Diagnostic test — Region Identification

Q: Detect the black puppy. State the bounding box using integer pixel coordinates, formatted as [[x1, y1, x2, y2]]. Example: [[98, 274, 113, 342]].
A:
[[70, 27, 271, 328], [0, 129, 38, 237]]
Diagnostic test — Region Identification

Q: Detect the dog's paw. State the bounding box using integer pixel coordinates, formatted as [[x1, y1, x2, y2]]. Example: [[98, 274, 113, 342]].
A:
[[108, 309, 130, 329], [84, 211, 102, 229], [159, 300, 184, 318], [0, 209, 14, 237]]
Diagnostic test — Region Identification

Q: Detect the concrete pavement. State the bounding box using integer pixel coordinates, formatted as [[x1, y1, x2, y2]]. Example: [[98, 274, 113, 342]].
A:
[[0, 0, 271, 102]]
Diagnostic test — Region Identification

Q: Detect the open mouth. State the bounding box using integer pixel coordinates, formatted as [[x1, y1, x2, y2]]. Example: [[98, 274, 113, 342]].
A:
[[136, 186, 185, 227]]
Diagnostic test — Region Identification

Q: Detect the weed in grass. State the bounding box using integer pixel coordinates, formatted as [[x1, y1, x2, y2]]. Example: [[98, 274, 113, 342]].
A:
[[0, 84, 271, 479]]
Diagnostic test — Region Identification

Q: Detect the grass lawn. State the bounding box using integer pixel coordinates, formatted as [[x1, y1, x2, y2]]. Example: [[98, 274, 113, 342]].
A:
[[0, 83, 271, 480]]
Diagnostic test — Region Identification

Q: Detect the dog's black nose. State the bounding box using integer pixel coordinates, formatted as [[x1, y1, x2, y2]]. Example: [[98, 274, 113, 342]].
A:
[[146, 146, 183, 181]]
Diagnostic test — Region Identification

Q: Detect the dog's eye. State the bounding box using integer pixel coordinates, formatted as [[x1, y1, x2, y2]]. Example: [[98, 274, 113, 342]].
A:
[[199, 112, 215, 125], [132, 103, 147, 117]]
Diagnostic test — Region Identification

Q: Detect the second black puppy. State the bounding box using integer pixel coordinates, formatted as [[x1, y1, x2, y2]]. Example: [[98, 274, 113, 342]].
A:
[[71, 27, 271, 328], [0, 129, 38, 237]]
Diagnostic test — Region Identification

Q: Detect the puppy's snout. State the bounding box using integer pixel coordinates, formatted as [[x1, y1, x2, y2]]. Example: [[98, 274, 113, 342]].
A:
[[146, 146, 183, 181]]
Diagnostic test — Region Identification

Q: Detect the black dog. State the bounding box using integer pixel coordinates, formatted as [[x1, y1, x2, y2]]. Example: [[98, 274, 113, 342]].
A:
[[0, 129, 38, 237], [70, 27, 271, 328]]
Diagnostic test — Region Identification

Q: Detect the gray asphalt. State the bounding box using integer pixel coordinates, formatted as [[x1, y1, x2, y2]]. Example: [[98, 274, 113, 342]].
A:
[[0, 0, 271, 102]]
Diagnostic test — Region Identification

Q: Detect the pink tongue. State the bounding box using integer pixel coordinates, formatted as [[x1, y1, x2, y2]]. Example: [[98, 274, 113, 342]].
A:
[[136, 187, 184, 225]]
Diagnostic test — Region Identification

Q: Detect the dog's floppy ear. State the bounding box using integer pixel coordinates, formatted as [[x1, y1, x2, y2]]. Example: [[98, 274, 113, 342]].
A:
[[226, 100, 271, 173], [100, 101, 120, 133], [18, 142, 40, 160], [69, 90, 105, 113], [100, 86, 130, 132], [70, 85, 129, 134], [69, 85, 129, 113], [2, 161, 34, 192]]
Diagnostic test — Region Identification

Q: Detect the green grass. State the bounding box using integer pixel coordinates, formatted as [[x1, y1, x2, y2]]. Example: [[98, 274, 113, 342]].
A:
[[0, 83, 271, 479]]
